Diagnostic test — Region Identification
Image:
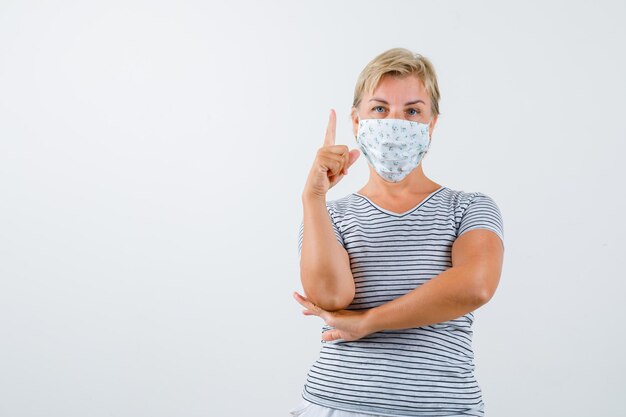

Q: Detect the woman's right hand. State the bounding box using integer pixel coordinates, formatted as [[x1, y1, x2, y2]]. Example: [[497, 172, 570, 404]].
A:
[[303, 109, 360, 199]]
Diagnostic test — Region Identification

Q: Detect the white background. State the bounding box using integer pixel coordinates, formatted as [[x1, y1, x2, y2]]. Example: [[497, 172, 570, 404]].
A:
[[1, 1, 625, 416]]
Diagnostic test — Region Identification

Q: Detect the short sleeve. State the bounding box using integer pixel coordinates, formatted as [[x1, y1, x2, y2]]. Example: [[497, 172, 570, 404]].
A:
[[456, 192, 504, 247], [297, 204, 345, 260]]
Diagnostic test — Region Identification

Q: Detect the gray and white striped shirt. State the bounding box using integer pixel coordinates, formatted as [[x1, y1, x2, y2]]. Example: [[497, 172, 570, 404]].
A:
[[297, 186, 504, 417]]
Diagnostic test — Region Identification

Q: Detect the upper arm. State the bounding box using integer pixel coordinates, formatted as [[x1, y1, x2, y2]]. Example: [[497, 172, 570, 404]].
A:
[[297, 203, 354, 310], [452, 193, 505, 302], [297, 205, 345, 262]]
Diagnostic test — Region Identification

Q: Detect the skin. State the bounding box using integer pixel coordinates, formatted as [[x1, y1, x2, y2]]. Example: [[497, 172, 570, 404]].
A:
[[294, 74, 504, 342], [298, 109, 359, 311]]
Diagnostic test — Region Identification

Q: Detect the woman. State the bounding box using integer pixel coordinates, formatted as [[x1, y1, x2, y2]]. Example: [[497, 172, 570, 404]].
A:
[[290, 48, 504, 417]]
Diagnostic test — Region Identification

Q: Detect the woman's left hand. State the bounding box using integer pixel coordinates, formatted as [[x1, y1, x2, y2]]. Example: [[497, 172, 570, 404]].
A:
[[292, 291, 374, 342]]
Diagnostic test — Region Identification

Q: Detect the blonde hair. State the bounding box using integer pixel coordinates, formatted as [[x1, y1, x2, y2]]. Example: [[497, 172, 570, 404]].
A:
[[352, 48, 441, 117]]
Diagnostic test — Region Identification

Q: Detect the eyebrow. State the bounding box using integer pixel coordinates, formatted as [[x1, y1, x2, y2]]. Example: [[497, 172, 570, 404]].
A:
[[369, 97, 425, 105]]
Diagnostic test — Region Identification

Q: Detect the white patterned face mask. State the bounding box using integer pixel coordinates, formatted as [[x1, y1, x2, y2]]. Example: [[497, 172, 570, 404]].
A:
[[356, 116, 432, 183]]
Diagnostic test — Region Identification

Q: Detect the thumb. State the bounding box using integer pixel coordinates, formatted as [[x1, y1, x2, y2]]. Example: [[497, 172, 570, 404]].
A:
[[345, 149, 360, 171], [322, 329, 341, 342]]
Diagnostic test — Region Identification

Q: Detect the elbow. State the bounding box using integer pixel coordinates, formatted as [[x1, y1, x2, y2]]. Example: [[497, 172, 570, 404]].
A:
[[463, 287, 490, 311], [300, 274, 355, 312], [474, 287, 492, 306], [473, 274, 499, 306], [326, 290, 355, 311], [315, 293, 354, 312], [304, 284, 355, 312], [299, 258, 355, 311]]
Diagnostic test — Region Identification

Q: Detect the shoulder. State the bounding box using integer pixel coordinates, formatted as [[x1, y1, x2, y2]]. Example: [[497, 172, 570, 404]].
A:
[[325, 192, 358, 217], [448, 187, 504, 242], [442, 187, 501, 212]]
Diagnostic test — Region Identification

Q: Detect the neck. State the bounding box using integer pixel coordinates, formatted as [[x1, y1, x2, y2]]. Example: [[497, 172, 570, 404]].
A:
[[360, 164, 440, 198]]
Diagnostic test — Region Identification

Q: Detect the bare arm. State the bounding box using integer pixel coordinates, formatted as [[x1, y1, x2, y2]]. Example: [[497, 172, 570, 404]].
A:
[[298, 109, 360, 312], [300, 192, 355, 312], [364, 229, 504, 332]]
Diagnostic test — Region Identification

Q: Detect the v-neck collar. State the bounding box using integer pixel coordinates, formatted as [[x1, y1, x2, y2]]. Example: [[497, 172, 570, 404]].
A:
[[353, 186, 446, 217]]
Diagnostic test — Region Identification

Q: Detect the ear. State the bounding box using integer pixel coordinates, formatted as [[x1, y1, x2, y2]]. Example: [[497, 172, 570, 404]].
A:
[[429, 113, 439, 137], [350, 107, 359, 140]]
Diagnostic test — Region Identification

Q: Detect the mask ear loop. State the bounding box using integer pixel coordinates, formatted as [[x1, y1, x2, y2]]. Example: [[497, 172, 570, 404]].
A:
[[354, 110, 361, 143], [423, 117, 433, 156]]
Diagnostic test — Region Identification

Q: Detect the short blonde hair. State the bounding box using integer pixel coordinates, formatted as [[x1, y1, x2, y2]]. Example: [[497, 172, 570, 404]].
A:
[[352, 48, 441, 117]]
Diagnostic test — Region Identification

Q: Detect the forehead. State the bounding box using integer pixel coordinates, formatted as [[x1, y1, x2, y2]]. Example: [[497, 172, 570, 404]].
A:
[[368, 74, 428, 102]]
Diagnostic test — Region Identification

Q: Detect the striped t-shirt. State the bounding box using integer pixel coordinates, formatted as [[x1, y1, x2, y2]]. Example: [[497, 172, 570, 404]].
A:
[[296, 186, 504, 417]]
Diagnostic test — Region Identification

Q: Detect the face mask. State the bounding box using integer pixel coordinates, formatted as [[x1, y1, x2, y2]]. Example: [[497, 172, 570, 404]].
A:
[[356, 116, 431, 183]]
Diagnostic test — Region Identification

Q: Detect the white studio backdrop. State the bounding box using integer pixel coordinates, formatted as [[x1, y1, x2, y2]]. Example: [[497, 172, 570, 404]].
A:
[[1, 1, 624, 416]]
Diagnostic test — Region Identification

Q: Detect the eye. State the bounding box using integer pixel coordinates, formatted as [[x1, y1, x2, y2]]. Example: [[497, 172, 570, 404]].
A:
[[372, 106, 386, 113], [407, 108, 421, 116]]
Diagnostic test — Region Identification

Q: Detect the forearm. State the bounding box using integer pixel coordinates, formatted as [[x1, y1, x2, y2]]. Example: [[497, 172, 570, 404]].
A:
[[365, 265, 486, 333], [300, 193, 354, 311]]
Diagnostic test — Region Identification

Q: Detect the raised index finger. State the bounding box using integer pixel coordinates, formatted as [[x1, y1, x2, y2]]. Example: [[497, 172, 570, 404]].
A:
[[323, 109, 336, 147]]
